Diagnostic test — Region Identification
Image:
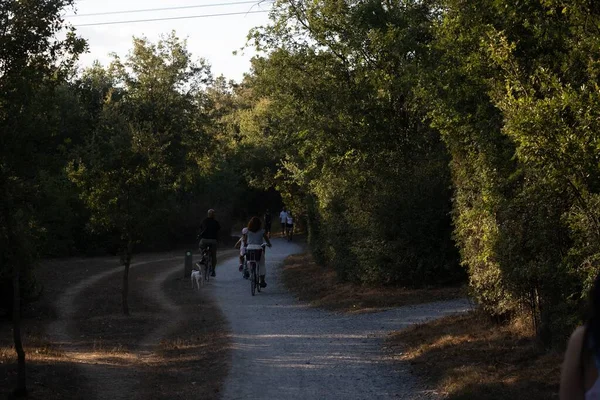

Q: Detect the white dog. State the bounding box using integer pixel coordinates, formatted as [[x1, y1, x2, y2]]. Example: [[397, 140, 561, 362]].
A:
[[191, 265, 203, 290]]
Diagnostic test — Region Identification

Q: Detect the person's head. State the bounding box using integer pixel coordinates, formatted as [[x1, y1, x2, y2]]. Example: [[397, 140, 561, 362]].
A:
[[242, 227, 248, 235], [266, 208, 270, 213], [248, 216, 262, 232], [207, 209, 215, 218]]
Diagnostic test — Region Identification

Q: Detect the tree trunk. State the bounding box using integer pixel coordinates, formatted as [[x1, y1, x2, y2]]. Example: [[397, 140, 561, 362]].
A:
[[121, 240, 133, 315], [12, 261, 27, 397], [122, 259, 130, 316], [5, 196, 28, 397]]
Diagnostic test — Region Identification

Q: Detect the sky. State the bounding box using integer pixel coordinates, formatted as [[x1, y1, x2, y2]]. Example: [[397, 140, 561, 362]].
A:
[[69, 0, 273, 82]]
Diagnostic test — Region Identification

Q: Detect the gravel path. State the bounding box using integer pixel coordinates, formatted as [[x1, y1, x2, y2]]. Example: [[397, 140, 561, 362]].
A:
[[209, 238, 472, 400]]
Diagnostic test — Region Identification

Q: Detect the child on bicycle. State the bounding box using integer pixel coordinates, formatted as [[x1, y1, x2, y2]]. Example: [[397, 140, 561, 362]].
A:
[[235, 227, 249, 274]]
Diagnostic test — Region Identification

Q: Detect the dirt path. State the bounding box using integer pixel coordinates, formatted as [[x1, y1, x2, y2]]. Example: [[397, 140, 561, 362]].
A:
[[208, 238, 472, 399], [42, 242, 469, 399], [43, 248, 235, 400], [46, 256, 184, 400]]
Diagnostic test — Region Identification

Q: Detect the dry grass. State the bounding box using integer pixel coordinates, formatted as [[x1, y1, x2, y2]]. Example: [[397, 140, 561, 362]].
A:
[[280, 252, 465, 313], [137, 273, 230, 400], [0, 329, 90, 399], [1, 251, 232, 399], [0, 257, 115, 399], [386, 310, 562, 399]]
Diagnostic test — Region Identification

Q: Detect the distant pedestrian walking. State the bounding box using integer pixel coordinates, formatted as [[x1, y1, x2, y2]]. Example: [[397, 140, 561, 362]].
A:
[[279, 208, 287, 236]]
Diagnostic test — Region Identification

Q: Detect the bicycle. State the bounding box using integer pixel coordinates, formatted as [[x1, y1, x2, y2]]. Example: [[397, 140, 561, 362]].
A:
[[241, 253, 249, 280], [247, 249, 262, 296]]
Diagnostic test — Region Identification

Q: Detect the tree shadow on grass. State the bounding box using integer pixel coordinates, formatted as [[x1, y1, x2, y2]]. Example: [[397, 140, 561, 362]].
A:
[[0, 355, 89, 400]]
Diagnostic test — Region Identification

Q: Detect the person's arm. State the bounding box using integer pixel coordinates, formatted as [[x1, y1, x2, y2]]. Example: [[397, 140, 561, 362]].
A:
[[560, 326, 586, 400]]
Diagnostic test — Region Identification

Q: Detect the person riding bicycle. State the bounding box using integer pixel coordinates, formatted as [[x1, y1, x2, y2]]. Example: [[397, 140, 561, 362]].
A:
[[246, 216, 272, 288], [198, 209, 220, 277]]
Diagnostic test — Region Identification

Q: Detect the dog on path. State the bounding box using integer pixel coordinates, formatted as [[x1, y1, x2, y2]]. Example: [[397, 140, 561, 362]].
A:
[[191, 267, 203, 290]]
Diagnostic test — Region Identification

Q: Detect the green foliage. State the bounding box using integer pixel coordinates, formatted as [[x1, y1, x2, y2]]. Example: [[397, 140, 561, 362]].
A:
[[243, 0, 463, 287], [417, 0, 600, 345], [0, 0, 85, 316], [67, 33, 234, 259], [5, 0, 598, 351], [239, 0, 600, 346]]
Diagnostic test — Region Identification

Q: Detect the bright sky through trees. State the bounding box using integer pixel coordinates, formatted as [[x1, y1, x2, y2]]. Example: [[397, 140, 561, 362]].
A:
[[71, 0, 272, 81]]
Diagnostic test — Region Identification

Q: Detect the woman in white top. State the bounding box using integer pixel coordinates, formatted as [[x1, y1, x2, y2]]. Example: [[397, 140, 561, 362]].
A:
[[234, 227, 248, 274], [246, 216, 272, 287], [560, 273, 600, 399]]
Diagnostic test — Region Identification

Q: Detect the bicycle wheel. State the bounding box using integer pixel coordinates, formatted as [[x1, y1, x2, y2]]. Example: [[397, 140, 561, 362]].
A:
[[250, 263, 256, 296], [256, 268, 261, 293]]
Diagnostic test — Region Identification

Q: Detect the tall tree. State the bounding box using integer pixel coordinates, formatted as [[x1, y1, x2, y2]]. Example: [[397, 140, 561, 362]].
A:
[[69, 33, 216, 314], [0, 0, 85, 394], [69, 100, 169, 315], [418, 0, 600, 344], [243, 0, 462, 286]]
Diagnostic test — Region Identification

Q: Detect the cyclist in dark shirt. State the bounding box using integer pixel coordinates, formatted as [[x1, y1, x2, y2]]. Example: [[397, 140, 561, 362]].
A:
[[198, 209, 220, 276]]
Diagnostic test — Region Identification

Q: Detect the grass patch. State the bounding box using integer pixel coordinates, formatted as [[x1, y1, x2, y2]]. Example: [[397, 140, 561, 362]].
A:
[[1, 250, 233, 399], [386, 310, 562, 399], [138, 275, 230, 400], [0, 323, 89, 399], [0, 257, 116, 399], [281, 252, 465, 312]]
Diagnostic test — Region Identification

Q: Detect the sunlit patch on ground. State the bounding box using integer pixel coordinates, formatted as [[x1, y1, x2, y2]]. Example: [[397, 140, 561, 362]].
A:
[[386, 310, 562, 399], [1, 252, 232, 399]]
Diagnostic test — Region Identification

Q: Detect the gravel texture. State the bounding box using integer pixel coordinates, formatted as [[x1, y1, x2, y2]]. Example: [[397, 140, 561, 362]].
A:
[[209, 238, 472, 400]]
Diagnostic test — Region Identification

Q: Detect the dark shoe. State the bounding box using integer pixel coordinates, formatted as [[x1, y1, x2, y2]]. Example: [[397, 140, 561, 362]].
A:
[[260, 275, 267, 288], [211, 270, 216, 277], [239, 264, 243, 272], [243, 269, 250, 279]]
